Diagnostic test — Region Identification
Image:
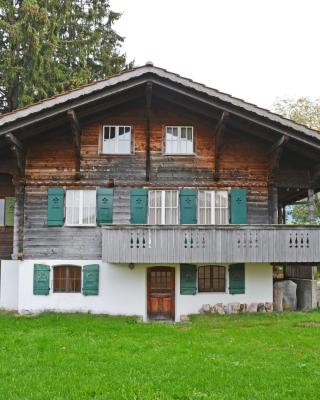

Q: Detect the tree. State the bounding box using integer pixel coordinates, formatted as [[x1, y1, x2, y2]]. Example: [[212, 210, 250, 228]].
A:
[[0, 0, 129, 113], [273, 97, 320, 224]]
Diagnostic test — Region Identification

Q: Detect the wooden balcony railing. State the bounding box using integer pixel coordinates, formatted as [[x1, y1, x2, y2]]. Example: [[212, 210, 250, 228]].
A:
[[102, 225, 320, 264]]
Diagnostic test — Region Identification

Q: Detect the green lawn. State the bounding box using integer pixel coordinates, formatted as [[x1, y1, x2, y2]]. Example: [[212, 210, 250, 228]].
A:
[[1, 312, 320, 399]]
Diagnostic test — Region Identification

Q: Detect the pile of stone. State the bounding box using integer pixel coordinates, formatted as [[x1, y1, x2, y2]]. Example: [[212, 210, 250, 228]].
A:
[[199, 302, 273, 315]]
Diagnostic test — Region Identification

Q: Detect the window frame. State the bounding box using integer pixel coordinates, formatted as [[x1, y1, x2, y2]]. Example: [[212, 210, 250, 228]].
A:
[[198, 190, 229, 225], [101, 125, 132, 155], [198, 265, 226, 293], [0, 198, 4, 226], [148, 190, 179, 225], [53, 265, 82, 293], [164, 126, 194, 155], [65, 189, 97, 227]]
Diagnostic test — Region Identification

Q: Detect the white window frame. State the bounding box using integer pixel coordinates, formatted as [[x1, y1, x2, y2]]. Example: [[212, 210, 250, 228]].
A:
[[198, 190, 229, 225], [0, 198, 4, 226], [102, 125, 132, 154], [148, 190, 179, 225], [165, 126, 194, 155], [65, 190, 96, 227]]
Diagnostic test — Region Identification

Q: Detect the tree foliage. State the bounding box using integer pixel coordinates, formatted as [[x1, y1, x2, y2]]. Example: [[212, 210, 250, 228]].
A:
[[0, 0, 129, 113], [273, 97, 320, 224]]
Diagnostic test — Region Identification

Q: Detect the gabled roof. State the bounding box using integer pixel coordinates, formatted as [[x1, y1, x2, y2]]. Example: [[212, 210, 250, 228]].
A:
[[0, 63, 319, 148]]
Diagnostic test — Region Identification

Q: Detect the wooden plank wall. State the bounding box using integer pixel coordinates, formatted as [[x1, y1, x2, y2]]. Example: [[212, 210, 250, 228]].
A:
[[0, 174, 14, 259], [21, 99, 300, 259]]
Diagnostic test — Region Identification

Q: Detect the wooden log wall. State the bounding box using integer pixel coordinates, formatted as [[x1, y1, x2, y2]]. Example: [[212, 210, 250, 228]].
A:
[[20, 99, 310, 259], [0, 174, 14, 259]]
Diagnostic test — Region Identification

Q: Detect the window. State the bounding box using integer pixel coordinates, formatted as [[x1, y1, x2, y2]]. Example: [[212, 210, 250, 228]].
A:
[[165, 126, 193, 154], [148, 190, 179, 224], [102, 125, 131, 154], [198, 190, 228, 224], [0, 199, 4, 226], [198, 266, 226, 292], [65, 190, 96, 226], [53, 265, 81, 293]]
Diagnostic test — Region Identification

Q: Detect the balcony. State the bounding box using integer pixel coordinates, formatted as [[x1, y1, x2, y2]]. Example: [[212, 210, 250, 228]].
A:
[[102, 225, 320, 264]]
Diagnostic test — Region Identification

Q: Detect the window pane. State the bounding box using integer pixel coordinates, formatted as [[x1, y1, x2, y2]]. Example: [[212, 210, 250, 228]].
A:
[[82, 190, 96, 225], [102, 125, 131, 154], [53, 266, 81, 293], [181, 127, 186, 139], [118, 139, 131, 153], [66, 191, 80, 225], [198, 266, 225, 292], [0, 199, 4, 226], [103, 127, 110, 140]]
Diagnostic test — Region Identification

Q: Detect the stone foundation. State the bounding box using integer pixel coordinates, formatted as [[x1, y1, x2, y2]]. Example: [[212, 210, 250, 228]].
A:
[[199, 302, 273, 315]]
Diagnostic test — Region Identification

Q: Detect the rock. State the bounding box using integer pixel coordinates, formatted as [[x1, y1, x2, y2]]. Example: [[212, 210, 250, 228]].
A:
[[239, 304, 247, 313], [200, 304, 211, 314], [228, 303, 241, 314], [265, 302, 273, 313], [180, 315, 190, 322], [257, 303, 266, 312], [212, 303, 225, 315], [273, 287, 283, 312], [274, 280, 297, 311], [247, 303, 258, 313]]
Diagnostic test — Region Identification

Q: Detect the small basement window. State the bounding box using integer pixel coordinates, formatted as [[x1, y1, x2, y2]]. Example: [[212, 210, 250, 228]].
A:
[[53, 265, 81, 293], [165, 126, 194, 154], [65, 190, 96, 226], [0, 199, 4, 226], [198, 265, 226, 292], [102, 125, 131, 154]]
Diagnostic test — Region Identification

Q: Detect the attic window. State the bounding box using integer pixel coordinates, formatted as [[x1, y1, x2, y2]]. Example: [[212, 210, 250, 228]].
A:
[[102, 126, 131, 154], [165, 126, 194, 154]]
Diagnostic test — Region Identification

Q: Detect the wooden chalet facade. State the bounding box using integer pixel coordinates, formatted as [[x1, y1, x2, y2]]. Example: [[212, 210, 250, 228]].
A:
[[0, 63, 318, 320]]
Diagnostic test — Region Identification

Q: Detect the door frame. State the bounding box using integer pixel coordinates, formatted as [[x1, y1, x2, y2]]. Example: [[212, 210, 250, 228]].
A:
[[147, 266, 175, 320]]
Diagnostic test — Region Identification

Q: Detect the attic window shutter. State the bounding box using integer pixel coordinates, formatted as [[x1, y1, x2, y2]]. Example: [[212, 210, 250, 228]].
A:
[[230, 188, 247, 224], [5, 197, 15, 226], [33, 264, 50, 295], [48, 188, 65, 226], [180, 264, 197, 295], [97, 188, 113, 224], [83, 264, 99, 295], [179, 189, 197, 224], [229, 264, 245, 294], [131, 189, 148, 224]]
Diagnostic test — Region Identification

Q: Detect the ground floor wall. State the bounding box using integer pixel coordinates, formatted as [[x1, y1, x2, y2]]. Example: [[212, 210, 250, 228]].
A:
[[0, 260, 273, 321]]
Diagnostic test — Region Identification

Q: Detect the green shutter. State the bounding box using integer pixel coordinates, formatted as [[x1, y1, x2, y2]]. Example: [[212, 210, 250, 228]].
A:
[[33, 264, 50, 295], [131, 189, 148, 224], [97, 188, 113, 224], [47, 188, 65, 226], [230, 188, 247, 224], [180, 189, 197, 224], [180, 264, 197, 295], [5, 197, 15, 226], [229, 264, 245, 294], [83, 264, 99, 295]]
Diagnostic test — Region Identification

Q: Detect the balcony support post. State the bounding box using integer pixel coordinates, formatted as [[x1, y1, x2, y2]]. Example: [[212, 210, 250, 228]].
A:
[[145, 82, 152, 182], [214, 111, 229, 181], [269, 185, 278, 224], [308, 188, 315, 224]]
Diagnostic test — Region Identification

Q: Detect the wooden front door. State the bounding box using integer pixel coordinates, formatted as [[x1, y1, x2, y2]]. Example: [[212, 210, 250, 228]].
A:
[[147, 267, 175, 320]]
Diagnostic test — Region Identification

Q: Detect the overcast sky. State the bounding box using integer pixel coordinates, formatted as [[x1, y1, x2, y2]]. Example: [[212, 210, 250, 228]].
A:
[[111, 0, 320, 110]]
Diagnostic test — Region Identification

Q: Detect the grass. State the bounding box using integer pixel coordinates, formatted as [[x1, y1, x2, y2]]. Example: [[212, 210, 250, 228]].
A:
[[0, 312, 320, 399]]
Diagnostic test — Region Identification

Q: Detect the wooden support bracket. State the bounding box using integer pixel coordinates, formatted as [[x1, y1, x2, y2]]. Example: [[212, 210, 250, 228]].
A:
[[214, 111, 229, 180], [67, 109, 81, 175], [268, 134, 289, 180], [5, 132, 25, 176], [145, 82, 152, 182]]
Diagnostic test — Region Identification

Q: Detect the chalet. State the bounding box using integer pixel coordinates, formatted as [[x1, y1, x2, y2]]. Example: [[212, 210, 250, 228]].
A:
[[0, 63, 318, 321]]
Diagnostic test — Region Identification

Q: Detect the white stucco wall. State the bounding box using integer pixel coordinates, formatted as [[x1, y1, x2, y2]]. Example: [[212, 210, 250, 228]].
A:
[[0, 260, 19, 310], [2, 260, 273, 321]]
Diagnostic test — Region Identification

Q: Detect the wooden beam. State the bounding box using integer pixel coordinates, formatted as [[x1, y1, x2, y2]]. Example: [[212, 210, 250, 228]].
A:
[[269, 134, 289, 180], [5, 133, 25, 176], [145, 82, 152, 181], [67, 109, 81, 174], [214, 111, 229, 180], [311, 163, 320, 183]]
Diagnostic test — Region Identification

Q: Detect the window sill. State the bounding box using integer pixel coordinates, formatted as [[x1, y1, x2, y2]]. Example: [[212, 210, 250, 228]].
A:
[[64, 224, 97, 228], [163, 153, 196, 156], [99, 152, 133, 156]]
